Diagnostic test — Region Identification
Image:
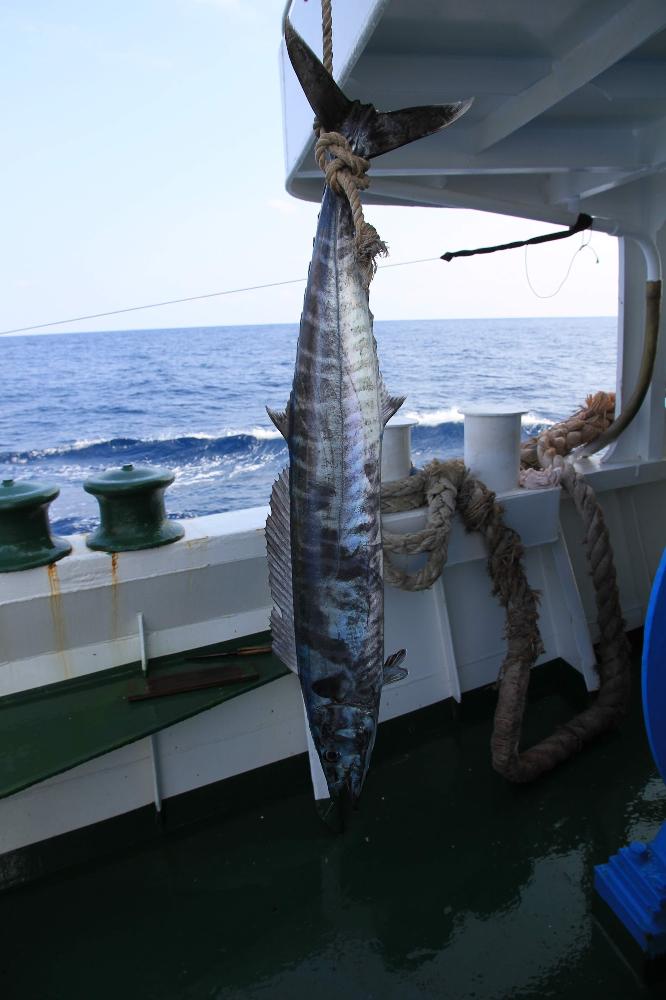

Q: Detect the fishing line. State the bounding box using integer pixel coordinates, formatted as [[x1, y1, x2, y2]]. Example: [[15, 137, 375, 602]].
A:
[[524, 231, 600, 299], [0, 257, 440, 336]]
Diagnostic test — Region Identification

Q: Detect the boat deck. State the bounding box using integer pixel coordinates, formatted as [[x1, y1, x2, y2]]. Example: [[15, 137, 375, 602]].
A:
[[1, 632, 663, 999]]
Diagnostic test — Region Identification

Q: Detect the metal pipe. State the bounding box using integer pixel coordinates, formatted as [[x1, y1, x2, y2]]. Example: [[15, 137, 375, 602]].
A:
[[592, 220, 661, 281], [576, 223, 663, 459], [579, 277, 662, 458]]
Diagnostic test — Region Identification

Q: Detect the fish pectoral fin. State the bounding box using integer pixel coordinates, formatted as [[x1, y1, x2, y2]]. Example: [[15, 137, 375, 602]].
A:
[[383, 649, 408, 685], [379, 376, 405, 426], [381, 393, 406, 426], [266, 405, 290, 439], [266, 467, 297, 673]]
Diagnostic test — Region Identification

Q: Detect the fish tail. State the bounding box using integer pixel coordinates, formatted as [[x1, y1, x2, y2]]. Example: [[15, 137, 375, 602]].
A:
[[284, 18, 472, 159]]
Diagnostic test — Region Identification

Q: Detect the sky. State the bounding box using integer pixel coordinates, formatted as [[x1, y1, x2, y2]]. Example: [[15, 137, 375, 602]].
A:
[[1, 0, 619, 336]]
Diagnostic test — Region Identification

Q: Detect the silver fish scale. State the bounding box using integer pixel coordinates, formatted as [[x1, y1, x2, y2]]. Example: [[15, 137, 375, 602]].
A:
[[290, 185, 385, 726]]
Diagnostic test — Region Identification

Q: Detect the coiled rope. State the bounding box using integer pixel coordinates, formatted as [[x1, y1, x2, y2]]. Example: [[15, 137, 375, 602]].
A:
[[521, 391, 615, 470], [381, 398, 631, 782]]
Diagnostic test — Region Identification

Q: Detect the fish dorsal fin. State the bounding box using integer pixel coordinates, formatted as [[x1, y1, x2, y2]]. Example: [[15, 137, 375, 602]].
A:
[[380, 379, 405, 426], [267, 404, 290, 439], [266, 467, 297, 673], [383, 649, 408, 685]]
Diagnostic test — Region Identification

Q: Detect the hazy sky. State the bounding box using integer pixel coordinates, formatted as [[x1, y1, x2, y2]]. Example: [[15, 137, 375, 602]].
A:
[[1, 0, 618, 335]]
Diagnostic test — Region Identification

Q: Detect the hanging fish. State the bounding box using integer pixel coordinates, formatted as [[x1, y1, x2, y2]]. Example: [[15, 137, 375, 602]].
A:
[[266, 19, 472, 812]]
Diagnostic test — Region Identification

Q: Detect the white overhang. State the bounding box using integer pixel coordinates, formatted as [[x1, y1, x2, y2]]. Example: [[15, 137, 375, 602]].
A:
[[281, 0, 666, 234]]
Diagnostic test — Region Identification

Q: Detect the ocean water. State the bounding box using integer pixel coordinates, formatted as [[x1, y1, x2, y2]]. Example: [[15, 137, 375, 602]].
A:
[[1, 317, 617, 535]]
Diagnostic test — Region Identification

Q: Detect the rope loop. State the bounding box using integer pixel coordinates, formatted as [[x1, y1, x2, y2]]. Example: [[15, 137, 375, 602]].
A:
[[315, 132, 370, 191], [380, 392, 631, 783]]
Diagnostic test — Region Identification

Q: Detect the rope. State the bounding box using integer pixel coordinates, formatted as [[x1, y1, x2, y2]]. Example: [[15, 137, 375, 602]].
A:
[[383, 463, 461, 590], [313, 0, 387, 288], [320, 0, 333, 74], [380, 393, 632, 782], [520, 391, 616, 470]]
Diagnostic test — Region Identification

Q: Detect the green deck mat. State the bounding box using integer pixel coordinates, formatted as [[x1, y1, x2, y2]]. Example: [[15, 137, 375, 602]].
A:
[[0, 631, 288, 799]]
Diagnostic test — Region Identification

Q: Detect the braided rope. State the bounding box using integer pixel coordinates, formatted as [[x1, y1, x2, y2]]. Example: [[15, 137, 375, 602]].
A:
[[320, 0, 333, 74], [312, 1, 387, 287], [383, 461, 462, 590], [521, 391, 615, 469], [380, 394, 632, 782]]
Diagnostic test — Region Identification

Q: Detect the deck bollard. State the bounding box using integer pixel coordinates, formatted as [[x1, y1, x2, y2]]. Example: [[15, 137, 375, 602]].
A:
[[382, 418, 414, 483], [462, 406, 526, 494], [0, 478, 72, 572], [84, 464, 184, 552]]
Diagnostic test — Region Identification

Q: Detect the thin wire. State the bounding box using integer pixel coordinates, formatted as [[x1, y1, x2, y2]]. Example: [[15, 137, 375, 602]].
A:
[[524, 232, 599, 299], [0, 256, 440, 337]]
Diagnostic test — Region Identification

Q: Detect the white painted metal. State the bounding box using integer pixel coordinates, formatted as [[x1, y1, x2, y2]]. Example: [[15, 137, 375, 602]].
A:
[[539, 539, 598, 692], [0, 509, 274, 696], [1, 465, 664, 855], [137, 611, 147, 675], [149, 735, 162, 814], [462, 408, 526, 495], [303, 699, 329, 802], [382, 420, 413, 482], [137, 616, 163, 813], [472, 0, 666, 154]]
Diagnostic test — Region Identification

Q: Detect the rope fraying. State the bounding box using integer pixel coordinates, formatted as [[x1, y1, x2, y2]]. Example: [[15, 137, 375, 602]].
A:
[[315, 131, 388, 287]]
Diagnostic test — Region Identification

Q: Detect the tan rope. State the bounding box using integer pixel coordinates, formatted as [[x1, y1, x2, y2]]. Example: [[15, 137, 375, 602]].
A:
[[380, 393, 632, 782], [521, 391, 615, 470], [383, 462, 462, 590], [320, 0, 333, 74], [313, 1, 387, 287]]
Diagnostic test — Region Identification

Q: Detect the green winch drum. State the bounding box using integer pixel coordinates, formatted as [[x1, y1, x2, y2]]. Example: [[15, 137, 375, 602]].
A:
[[84, 464, 184, 553], [0, 478, 72, 572]]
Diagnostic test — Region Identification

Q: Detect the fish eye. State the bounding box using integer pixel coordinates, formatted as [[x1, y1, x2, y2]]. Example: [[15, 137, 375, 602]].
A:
[[324, 749, 341, 763]]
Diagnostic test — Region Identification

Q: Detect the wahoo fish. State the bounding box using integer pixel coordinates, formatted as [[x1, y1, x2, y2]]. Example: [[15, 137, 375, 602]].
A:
[[266, 20, 471, 810]]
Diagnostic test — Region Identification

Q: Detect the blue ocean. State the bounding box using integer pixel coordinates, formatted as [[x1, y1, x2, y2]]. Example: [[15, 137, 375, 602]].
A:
[[1, 318, 616, 535]]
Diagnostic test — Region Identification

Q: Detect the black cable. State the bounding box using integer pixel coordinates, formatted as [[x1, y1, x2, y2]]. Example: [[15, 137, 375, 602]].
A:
[[441, 213, 593, 262]]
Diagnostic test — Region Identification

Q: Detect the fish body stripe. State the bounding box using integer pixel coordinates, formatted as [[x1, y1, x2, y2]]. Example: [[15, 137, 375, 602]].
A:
[[288, 185, 385, 727]]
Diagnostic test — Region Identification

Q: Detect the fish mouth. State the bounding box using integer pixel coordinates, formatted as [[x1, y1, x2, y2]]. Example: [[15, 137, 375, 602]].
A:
[[312, 704, 377, 806]]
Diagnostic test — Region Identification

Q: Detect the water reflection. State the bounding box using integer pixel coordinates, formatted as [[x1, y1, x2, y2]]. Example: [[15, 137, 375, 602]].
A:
[[0, 663, 661, 1000]]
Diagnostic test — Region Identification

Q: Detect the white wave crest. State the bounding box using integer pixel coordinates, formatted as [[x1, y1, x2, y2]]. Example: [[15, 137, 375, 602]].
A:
[[245, 426, 282, 440], [404, 407, 555, 428], [402, 407, 464, 426]]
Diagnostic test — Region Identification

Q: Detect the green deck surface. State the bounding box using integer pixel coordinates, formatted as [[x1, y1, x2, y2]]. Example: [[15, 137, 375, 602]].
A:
[[1, 634, 664, 999], [0, 631, 288, 799]]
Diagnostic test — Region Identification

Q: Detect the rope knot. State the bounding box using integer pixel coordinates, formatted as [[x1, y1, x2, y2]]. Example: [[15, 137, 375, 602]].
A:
[[315, 129, 387, 287], [315, 131, 369, 191]]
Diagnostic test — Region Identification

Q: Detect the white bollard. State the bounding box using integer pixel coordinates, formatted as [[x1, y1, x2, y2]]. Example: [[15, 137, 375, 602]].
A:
[[382, 418, 414, 482], [462, 406, 526, 494]]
